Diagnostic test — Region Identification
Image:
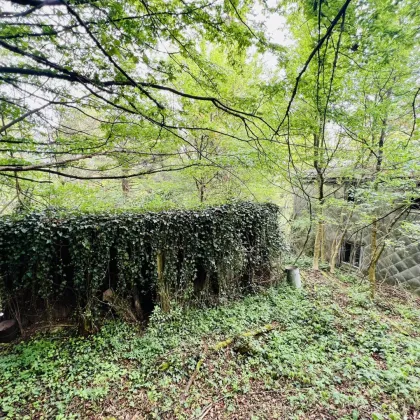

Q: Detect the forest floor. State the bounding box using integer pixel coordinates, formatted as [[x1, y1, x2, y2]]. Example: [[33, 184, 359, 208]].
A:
[[0, 270, 419, 420]]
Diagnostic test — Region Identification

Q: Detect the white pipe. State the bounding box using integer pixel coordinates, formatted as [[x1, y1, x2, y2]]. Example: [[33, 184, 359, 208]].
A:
[[285, 266, 302, 289]]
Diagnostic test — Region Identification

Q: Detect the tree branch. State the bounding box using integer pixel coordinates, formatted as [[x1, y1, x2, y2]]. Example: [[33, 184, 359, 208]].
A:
[[274, 0, 353, 135]]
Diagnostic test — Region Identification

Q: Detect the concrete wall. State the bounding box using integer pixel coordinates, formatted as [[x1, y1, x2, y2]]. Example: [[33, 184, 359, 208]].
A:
[[375, 213, 420, 294], [293, 183, 420, 295]]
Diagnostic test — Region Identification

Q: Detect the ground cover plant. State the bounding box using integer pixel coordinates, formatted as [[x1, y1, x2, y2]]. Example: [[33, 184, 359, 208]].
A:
[[0, 270, 419, 419], [1, 1, 420, 418]]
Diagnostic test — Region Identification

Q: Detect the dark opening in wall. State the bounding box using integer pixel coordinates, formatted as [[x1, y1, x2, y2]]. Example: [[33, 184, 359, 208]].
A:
[[345, 186, 355, 202], [410, 197, 420, 210], [341, 241, 362, 267], [343, 242, 352, 262], [409, 183, 420, 210], [354, 244, 361, 266]]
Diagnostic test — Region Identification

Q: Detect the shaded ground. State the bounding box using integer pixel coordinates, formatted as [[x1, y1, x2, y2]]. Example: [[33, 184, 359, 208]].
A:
[[0, 270, 419, 419]]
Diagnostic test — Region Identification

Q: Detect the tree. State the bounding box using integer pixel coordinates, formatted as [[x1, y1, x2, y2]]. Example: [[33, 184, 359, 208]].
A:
[[330, 0, 420, 296], [263, 0, 420, 291], [0, 0, 269, 185]]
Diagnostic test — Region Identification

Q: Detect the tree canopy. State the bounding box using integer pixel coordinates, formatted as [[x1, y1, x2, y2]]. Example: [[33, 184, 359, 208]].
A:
[[0, 0, 419, 230]]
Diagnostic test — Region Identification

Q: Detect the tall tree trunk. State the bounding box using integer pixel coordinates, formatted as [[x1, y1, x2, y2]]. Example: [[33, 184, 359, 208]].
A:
[[368, 219, 378, 298], [122, 178, 130, 196], [122, 168, 130, 196], [199, 183, 205, 203], [312, 141, 325, 271], [330, 235, 343, 274], [194, 177, 206, 203], [368, 119, 386, 297], [320, 221, 326, 262], [313, 220, 323, 270]]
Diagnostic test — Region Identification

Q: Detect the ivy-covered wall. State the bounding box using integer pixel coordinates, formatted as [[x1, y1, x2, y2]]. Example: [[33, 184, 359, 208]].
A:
[[0, 202, 284, 327]]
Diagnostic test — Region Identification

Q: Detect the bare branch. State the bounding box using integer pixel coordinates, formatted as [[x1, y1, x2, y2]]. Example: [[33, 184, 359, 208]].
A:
[[274, 0, 352, 135]]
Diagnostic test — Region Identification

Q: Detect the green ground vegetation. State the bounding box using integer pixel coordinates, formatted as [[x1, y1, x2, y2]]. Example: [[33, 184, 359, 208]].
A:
[[0, 270, 419, 419]]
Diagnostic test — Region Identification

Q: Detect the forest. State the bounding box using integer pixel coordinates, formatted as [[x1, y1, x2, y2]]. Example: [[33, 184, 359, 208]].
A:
[[0, 0, 420, 418]]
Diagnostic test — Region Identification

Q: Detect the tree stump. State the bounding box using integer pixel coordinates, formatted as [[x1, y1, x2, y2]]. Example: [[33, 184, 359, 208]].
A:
[[285, 266, 302, 289]]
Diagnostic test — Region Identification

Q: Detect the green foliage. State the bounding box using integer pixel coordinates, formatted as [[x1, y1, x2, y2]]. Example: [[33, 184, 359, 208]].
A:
[[0, 275, 419, 418], [0, 0, 270, 191], [0, 202, 284, 322]]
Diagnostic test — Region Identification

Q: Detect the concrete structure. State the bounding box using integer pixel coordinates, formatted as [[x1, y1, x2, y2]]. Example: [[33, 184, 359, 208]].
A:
[[293, 179, 420, 295]]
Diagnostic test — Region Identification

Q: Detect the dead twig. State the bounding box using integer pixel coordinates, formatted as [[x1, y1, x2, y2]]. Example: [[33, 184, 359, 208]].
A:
[[181, 323, 278, 401], [197, 397, 224, 420]]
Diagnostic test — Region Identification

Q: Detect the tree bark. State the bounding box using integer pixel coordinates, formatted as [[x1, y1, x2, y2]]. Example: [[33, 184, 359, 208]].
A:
[[368, 219, 378, 298], [312, 131, 325, 271], [122, 168, 130, 196], [320, 221, 326, 262], [313, 220, 323, 270], [330, 236, 342, 274]]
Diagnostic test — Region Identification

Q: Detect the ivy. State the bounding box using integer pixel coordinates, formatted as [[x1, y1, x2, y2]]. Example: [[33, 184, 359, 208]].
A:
[[0, 202, 284, 324]]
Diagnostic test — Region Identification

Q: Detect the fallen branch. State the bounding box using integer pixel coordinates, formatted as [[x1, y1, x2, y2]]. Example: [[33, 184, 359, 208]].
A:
[[181, 323, 278, 401], [197, 396, 224, 420]]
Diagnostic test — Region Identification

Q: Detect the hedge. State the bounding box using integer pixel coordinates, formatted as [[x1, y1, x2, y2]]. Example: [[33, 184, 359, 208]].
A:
[[0, 202, 284, 329]]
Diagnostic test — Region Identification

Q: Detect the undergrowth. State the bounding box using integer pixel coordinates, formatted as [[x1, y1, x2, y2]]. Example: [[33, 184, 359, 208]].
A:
[[0, 273, 419, 419]]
